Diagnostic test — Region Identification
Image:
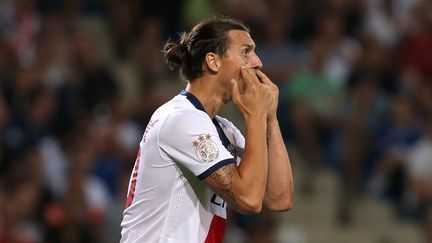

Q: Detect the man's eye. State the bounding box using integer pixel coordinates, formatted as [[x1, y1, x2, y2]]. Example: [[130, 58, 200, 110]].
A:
[[242, 49, 249, 56]]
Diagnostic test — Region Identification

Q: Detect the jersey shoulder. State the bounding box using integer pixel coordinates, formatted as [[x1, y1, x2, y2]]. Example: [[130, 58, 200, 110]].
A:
[[214, 115, 243, 138]]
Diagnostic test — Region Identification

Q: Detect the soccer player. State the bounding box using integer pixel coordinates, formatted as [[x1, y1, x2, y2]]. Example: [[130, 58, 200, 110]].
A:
[[120, 16, 294, 243]]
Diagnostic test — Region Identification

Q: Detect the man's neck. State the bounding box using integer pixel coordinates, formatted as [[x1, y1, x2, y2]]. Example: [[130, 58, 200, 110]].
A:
[[186, 78, 225, 119]]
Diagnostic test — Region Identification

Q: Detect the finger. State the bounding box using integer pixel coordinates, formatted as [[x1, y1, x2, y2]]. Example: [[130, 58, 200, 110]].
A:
[[255, 69, 274, 86], [241, 67, 260, 86], [230, 78, 240, 103]]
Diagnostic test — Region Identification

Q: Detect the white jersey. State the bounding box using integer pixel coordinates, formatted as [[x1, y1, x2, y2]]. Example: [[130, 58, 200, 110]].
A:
[[120, 91, 245, 243]]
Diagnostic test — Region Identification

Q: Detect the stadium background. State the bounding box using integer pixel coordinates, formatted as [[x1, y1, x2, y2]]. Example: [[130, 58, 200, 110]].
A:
[[0, 0, 431, 242]]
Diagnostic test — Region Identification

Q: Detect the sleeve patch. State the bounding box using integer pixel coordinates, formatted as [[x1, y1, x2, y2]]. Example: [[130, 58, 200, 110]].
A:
[[193, 134, 219, 163]]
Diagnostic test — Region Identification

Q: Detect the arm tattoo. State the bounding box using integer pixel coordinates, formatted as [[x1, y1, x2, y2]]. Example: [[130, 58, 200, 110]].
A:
[[210, 165, 236, 203]]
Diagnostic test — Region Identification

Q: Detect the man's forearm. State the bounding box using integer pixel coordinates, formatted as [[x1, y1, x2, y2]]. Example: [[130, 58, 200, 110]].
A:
[[234, 115, 268, 210], [264, 117, 294, 211]]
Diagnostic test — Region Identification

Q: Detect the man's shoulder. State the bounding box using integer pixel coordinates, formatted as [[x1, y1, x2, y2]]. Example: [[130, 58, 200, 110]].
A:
[[153, 95, 202, 118], [159, 101, 212, 134]]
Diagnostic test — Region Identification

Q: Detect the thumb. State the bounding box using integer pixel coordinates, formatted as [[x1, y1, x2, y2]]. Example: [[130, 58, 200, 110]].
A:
[[230, 79, 240, 103]]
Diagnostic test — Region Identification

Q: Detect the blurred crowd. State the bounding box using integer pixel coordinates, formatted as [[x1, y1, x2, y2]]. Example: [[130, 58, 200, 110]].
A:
[[0, 0, 431, 242]]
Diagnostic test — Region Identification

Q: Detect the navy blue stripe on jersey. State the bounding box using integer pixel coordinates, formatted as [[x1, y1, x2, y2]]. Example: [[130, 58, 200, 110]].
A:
[[212, 118, 231, 148], [180, 90, 206, 112], [197, 158, 236, 180]]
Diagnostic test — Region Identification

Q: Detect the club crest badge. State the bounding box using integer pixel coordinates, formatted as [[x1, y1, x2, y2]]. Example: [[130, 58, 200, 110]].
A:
[[193, 134, 219, 163]]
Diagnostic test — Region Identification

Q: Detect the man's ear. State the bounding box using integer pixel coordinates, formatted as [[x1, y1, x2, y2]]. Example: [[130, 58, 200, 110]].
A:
[[204, 52, 220, 73]]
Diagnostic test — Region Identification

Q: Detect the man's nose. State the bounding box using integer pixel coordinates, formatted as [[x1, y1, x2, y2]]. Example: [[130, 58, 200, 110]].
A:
[[251, 53, 263, 70]]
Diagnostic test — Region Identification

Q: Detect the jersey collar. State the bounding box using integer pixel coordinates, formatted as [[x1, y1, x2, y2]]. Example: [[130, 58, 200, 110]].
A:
[[180, 90, 206, 113]]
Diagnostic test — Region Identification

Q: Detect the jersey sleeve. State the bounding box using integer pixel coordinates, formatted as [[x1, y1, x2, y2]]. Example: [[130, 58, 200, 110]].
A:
[[159, 110, 236, 180], [229, 121, 245, 158], [215, 116, 245, 159]]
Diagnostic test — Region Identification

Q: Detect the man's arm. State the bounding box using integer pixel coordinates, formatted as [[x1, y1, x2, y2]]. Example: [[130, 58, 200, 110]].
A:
[[264, 117, 294, 211], [255, 69, 294, 211]]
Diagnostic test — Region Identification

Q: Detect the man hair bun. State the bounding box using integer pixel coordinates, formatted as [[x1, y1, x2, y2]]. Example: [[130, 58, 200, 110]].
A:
[[163, 32, 189, 72]]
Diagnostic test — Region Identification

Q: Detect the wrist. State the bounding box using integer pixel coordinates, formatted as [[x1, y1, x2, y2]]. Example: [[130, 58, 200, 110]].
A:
[[245, 114, 267, 127], [267, 113, 278, 123]]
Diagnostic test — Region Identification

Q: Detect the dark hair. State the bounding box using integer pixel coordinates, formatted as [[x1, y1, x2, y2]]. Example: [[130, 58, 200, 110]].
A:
[[163, 16, 249, 81]]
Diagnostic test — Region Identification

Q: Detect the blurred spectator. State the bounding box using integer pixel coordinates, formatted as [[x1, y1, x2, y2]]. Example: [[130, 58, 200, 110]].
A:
[[364, 0, 405, 46], [1, 0, 41, 67], [407, 115, 432, 243], [371, 95, 422, 214], [399, 0, 432, 77], [350, 35, 398, 93], [256, 5, 299, 83], [0, 148, 47, 243], [106, 1, 139, 60], [314, 14, 361, 85], [70, 30, 119, 114], [325, 0, 366, 38], [132, 17, 168, 88], [413, 81, 432, 121], [336, 74, 388, 224], [282, 36, 344, 194]]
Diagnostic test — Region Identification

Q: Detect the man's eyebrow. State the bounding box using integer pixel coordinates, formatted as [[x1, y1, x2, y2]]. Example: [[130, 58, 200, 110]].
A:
[[241, 44, 256, 50]]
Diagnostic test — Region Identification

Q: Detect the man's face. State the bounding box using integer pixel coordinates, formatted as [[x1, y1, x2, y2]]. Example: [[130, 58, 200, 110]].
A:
[[218, 30, 263, 99]]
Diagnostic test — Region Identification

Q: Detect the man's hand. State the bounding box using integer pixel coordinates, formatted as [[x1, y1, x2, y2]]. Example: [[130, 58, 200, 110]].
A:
[[230, 67, 274, 120], [255, 70, 279, 120]]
